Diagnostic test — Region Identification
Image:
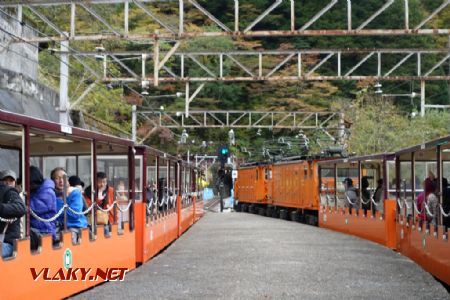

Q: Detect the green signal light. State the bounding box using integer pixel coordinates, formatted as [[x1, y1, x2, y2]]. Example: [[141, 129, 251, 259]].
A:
[[221, 148, 229, 155]]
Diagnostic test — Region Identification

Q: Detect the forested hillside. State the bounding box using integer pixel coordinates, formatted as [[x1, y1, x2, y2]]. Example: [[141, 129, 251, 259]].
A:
[[27, 0, 450, 158]]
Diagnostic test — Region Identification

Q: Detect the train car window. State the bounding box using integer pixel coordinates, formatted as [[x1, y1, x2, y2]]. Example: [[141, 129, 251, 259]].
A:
[[96, 141, 130, 227], [170, 163, 176, 195], [0, 148, 20, 177], [256, 169, 258, 181], [145, 155, 158, 220], [43, 156, 76, 178], [387, 161, 396, 199], [444, 162, 450, 180], [320, 168, 335, 177], [78, 156, 91, 191], [147, 156, 157, 186], [399, 161, 413, 214], [304, 166, 308, 178], [134, 156, 143, 202]]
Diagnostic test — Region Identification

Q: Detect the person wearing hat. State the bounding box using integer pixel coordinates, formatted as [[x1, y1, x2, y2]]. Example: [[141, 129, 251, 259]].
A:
[[343, 177, 360, 214], [0, 169, 26, 258]]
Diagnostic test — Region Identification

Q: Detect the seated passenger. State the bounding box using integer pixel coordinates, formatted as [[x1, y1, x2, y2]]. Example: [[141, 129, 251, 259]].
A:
[[29, 166, 58, 243], [416, 186, 426, 224], [0, 170, 26, 258], [425, 178, 438, 226], [417, 178, 437, 226], [343, 177, 359, 214], [373, 179, 384, 215], [116, 180, 128, 203], [361, 176, 370, 213], [84, 172, 114, 235], [52, 169, 88, 244]]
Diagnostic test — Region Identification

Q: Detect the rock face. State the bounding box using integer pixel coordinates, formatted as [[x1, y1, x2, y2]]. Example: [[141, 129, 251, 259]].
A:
[[0, 14, 60, 122]]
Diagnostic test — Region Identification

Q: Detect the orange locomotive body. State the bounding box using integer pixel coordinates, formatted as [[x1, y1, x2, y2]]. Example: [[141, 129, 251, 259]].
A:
[[234, 164, 268, 204], [236, 158, 322, 224]]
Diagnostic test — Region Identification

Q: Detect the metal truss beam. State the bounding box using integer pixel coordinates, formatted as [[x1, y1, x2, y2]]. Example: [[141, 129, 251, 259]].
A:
[[137, 110, 341, 130], [2, 0, 450, 43], [93, 49, 450, 82]]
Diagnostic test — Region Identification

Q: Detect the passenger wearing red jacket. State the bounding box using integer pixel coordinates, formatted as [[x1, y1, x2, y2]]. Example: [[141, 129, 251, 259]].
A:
[[84, 172, 115, 233]]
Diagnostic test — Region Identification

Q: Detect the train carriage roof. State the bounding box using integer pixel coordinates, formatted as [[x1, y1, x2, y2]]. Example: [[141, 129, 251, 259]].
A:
[[395, 134, 450, 161], [317, 152, 395, 167]]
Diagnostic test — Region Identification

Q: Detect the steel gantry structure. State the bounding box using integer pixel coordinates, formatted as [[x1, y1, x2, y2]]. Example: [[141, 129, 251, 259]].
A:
[[0, 0, 449, 140], [138, 110, 342, 129], [1, 0, 450, 43]]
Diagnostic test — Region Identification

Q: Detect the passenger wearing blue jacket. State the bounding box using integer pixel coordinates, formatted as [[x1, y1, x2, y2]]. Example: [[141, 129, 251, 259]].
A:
[[52, 168, 88, 244], [29, 166, 58, 243]]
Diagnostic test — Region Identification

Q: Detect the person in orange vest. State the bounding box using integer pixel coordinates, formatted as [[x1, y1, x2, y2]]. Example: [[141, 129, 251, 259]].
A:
[[84, 172, 115, 235]]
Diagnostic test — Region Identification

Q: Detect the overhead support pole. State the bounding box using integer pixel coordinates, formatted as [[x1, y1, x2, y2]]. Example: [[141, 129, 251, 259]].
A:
[[59, 33, 69, 126], [337, 52, 341, 77], [189, 0, 231, 32], [417, 52, 421, 76], [219, 54, 223, 79], [142, 54, 147, 80], [180, 54, 184, 78], [290, 0, 295, 31], [234, 0, 239, 32], [347, 0, 352, 30], [298, 53, 302, 77], [124, 0, 129, 35], [244, 0, 283, 32], [133, 0, 176, 34], [185, 82, 189, 117], [259, 53, 263, 78], [17, 5, 23, 36], [404, 0, 409, 30], [154, 33, 160, 86], [70, 3, 75, 38], [357, 0, 394, 30], [415, 0, 450, 30], [300, 0, 338, 31], [377, 52, 381, 77], [132, 104, 137, 142], [179, 0, 184, 35], [17, 5, 22, 22], [103, 55, 107, 78], [421, 80, 426, 117], [26, 5, 68, 38]]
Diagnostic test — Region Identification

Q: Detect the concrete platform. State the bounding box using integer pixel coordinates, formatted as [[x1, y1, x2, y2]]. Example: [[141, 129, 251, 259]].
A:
[[73, 210, 449, 299]]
